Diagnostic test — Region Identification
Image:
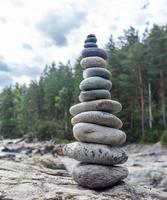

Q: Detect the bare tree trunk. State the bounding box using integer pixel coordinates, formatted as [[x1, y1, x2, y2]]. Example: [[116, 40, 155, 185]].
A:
[[148, 83, 153, 129], [130, 99, 135, 131], [159, 68, 166, 129], [130, 112, 134, 130], [138, 65, 145, 136], [64, 103, 68, 133]]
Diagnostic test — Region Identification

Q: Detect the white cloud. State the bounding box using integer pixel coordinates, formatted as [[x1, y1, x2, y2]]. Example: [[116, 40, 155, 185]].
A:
[[0, 0, 166, 88], [0, 72, 13, 89]]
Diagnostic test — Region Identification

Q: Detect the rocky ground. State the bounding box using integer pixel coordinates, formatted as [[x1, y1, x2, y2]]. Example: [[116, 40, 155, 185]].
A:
[[0, 138, 167, 199], [123, 143, 167, 192]]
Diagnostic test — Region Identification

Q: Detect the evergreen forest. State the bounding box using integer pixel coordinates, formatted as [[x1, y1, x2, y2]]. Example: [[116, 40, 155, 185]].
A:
[[0, 24, 167, 145]]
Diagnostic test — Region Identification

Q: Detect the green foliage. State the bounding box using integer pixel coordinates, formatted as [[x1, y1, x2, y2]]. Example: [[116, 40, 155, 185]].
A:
[[161, 130, 167, 147], [0, 88, 21, 138], [0, 62, 75, 140], [53, 138, 70, 144], [36, 120, 62, 140], [73, 59, 83, 103], [0, 24, 167, 144], [141, 129, 161, 144], [106, 25, 167, 143]]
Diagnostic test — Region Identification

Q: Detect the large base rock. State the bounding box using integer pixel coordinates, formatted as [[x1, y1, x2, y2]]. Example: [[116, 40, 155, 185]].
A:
[[72, 163, 128, 189]]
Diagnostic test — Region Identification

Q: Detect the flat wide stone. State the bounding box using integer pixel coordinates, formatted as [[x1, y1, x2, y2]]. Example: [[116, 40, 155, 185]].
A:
[[80, 77, 112, 91], [70, 99, 122, 116], [63, 142, 128, 165], [71, 111, 123, 129], [72, 163, 128, 189], [83, 67, 111, 79], [80, 56, 106, 69], [79, 89, 111, 102], [73, 122, 126, 145]]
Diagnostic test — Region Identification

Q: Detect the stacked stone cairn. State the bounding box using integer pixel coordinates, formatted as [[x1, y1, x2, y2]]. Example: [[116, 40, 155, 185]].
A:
[[63, 34, 128, 189]]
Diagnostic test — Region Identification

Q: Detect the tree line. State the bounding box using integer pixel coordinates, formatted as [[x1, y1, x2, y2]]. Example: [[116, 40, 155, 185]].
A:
[[0, 24, 167, 145]]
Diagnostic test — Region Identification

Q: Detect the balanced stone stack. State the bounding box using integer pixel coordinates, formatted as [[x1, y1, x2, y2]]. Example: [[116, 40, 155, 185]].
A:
[[63, 34, 128, 189]]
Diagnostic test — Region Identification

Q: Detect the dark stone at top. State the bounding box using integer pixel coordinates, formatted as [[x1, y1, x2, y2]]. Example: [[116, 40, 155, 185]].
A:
[[85, 37, 97, 43], [82, 48, 107, 60], [87, 34, 96, 38], [84, 42, 98, 48]]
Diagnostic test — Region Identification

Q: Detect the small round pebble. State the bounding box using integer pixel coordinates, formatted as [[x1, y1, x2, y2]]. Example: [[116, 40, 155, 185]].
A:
[[85, 37, 97, 43], [84, 42, 98, 48], [87, 34, 96, 38]]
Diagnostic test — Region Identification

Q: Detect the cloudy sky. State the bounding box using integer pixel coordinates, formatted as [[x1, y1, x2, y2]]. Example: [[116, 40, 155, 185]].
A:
[[0, 0, 166, 90]]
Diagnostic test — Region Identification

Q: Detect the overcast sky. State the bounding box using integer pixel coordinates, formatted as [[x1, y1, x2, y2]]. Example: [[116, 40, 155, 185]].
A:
[[0, 0, 166, 90]]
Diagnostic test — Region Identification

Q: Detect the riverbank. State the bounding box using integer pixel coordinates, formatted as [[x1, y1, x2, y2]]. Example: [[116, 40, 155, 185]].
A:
[[0, 138, 167, 199]]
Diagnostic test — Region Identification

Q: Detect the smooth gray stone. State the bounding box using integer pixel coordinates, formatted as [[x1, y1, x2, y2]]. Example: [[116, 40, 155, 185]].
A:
[[83, 67, 111, 79], [72, 164, 128, 189], [63, 142, 128, 165], [80, 77, 112, 91], [71, 111, 123, 129], [73, 123, 126, 145], [80, 56, 106, 69], [79, 89, 111, 102], [70, 99, 122, 116]]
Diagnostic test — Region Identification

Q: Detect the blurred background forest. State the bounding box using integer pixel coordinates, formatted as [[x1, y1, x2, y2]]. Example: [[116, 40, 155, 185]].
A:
[[0, 24, 167, 146]]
